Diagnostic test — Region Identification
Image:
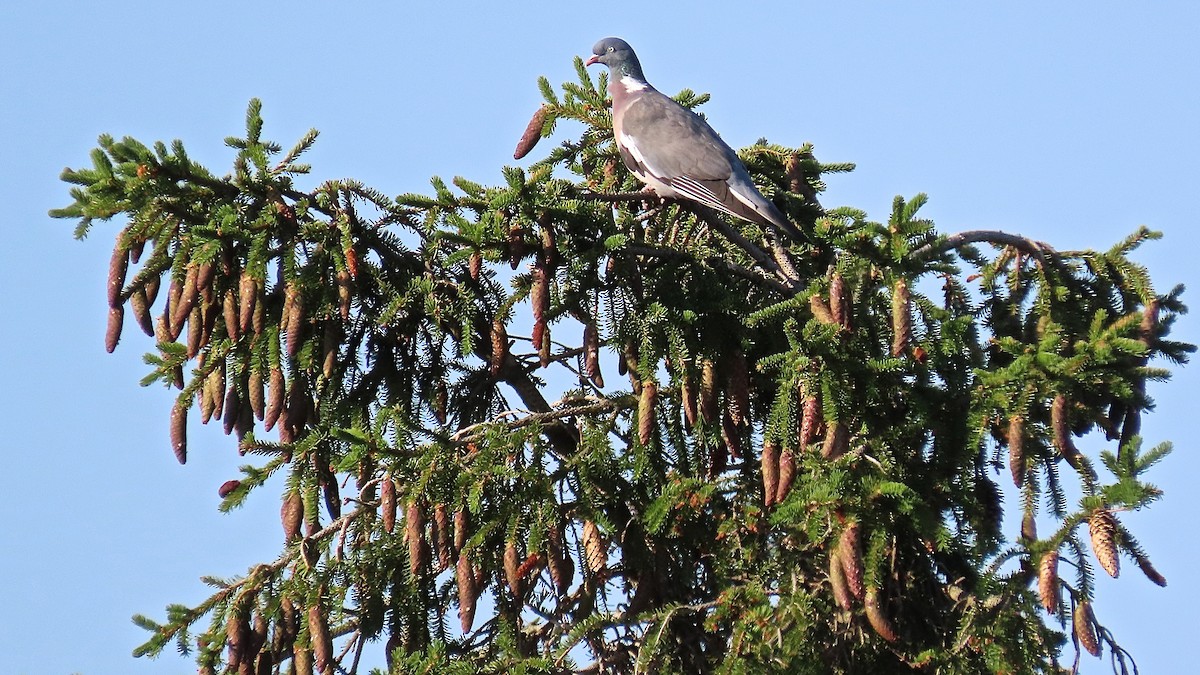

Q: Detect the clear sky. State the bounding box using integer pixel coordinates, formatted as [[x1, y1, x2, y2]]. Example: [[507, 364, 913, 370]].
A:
[[2, 2, 1196, 673]]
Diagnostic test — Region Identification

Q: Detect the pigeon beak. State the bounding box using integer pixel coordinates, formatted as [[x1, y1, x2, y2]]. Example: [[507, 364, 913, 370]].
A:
[[585, 55, 600, 66]]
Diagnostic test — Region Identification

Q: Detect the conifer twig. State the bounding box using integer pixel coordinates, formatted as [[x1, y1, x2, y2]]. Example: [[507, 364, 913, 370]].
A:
[[912, 229, 1054, 263]]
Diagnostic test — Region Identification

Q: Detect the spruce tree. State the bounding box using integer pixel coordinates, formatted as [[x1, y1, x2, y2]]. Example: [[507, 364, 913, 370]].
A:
[[54, 59, 1190, 674]]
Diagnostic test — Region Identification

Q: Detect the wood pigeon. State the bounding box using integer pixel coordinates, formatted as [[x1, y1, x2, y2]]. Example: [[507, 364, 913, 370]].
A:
[[586, 37, 809, 244]]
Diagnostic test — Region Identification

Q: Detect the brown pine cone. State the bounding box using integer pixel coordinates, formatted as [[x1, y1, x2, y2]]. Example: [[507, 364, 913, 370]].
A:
[[638, 380, 657, 446], [513, 105, 549, 160], [761, 440, 780, 507], [1074, 601, 1101, 657], [838, 523, 865, 601], [891, 277, 911, 357], [1089, 509, 1120, 578], [380, 475, 397, 534], [1038, 550, 1060, 614], [1007, 415, 1025, 487]]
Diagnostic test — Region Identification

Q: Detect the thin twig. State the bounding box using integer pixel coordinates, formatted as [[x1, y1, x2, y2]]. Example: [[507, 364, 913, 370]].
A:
[[913, 229, 1054, 263]]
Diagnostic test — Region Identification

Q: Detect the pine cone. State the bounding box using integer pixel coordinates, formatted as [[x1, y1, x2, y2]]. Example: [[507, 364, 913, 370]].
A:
[[799, 394, 821, 449], [308, 604, 333, 673], [1021, 508, 1037, 542], [829, 549, 854, 610], [1089, 509, 1121, 578], [335, 269, 353, 321], [248, 369, 265, 421], [170, 397, 188, 464], [468, 251, 482, 281], [186, 305, 203, 359], [513, 104, 549, 160], [281, 490, 303, 541], [130, 287, 155, 337], [583, 321, 604, 388], [490, 317, 508, 377], [725, 348, 750, 426], [284, 282, 304, 359], [1007, 415, 1025, 487], [830, 272, 851, 331], [838, 523, 865, 601], [680, 367, 698, 429], [1038, 550, 1060, 614], [582, 520, 607, 576], [222, 384, 240, 436], [865, 586, 898, 642], [322, 321, 340, 379], [107, 234, 129, 309], [172, 263, 199, 330], [821, 420, 848, 459], [456, 551, 480, 632], [453, 508, 470, 552], [1074, 601, 1101, 657], [237, 270, 256, 337], [105, 305, 124, 353], [292, 647, 314, 675], [547, 521, 573, 595], [699, 358, 718, 424], [407, 501, 428, 577], [891, 276, 911, 357], [380, 475, 397, 534], [265, 367, 285, 431], [504, 540, 523, 600], [761, 440, 780, 507], [775, 447, 796, 504], [433, 503, 454, 571], [809, 294, 836, 326], [531, 266, 549, 352], [638, 379, 657, 446]]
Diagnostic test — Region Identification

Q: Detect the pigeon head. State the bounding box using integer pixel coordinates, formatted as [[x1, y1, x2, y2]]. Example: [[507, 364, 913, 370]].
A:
[[586, 37, 645, 80]]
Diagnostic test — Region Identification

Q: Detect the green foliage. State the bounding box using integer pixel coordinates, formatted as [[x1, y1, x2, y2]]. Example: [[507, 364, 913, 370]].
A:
[[54, 66, 1190, 675]]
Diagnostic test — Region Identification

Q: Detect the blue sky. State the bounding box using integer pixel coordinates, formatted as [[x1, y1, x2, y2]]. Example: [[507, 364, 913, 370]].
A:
[[2, 2, 1197, 673]]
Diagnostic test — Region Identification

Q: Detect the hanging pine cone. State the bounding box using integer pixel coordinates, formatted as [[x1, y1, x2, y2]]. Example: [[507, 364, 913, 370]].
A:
[[170, 397, 188, 464], [237, 270, 256, 337], [379, 475, 397, 534], [105, 305, 124, 353], [407, 501, 428, 577], [1038, 550, 1060, 614], [582, 520, 607, 577], [130, 287, 155, 337], [281, 490, 303, 542], [1074, 601, 1101, 657], [821, 420, 848, 459], [172, 263, 200, 330], [583, 320, 603, 387], [1089, 509, 1121, 578], [761, 440, 780, 507], [680, 367, 698, 429], [1021, 508, 1037, 542], [248, 369, 264, 421], [433, 503, 454, 571], [809, 294, 836, 326], [891, 276, 912, 357], [865, 586, 898, 642], [838, 523, 865, 601], [284, 282, 304, 359], [721, 409, 742, 460], [107, 233, 129, 309], [799, 394, 821, 449], [830, 272, 851, 331], [504, 540, 523, 600], [308, 604, 333, 673], [775, 447, 796, 504], [724, 348, 750, 426], [490, 317, 508, 378], [829, 550, 854, 610], [265, 367, 285, 431], [1007, 414, 1026, 487], [547, 521, 573, 595], [456, 551, 480, 632], [699, 359, 718, 424], [638, 379, 657, 446]]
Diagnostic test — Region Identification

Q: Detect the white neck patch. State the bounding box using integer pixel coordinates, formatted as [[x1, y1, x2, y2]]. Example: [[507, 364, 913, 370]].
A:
[[619, 74, 648, 92]]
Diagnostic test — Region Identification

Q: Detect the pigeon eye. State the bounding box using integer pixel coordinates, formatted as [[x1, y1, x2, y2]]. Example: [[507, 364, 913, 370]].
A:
[[607, 46, 615, 53]]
